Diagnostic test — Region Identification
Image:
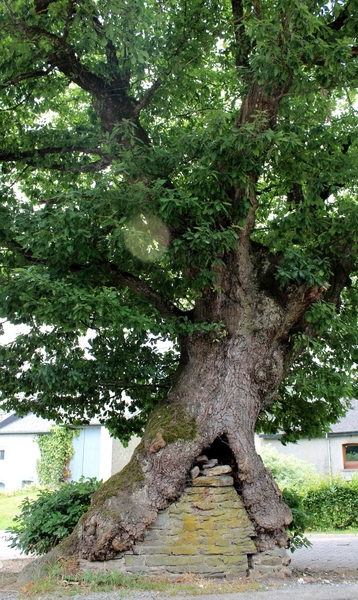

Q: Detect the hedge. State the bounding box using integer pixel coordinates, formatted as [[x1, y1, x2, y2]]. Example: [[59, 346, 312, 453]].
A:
[[302, 476, 358, 530]]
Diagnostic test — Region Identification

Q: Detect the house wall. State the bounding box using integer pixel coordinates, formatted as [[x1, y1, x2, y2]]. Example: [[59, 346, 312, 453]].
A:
[[111, 436, 141, 475], [0, 423, 141, 491], [99, 427, 113, 481], [0, 433, 40, 490], [255, 434, 358, 480]]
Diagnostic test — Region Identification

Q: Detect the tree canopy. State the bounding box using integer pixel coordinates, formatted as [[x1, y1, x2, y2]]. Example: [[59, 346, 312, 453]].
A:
[[1, 0, 358, 443]]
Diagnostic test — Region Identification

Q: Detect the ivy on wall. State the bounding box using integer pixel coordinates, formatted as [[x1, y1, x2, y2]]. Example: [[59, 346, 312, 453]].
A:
[[36, 426, 77, 487]]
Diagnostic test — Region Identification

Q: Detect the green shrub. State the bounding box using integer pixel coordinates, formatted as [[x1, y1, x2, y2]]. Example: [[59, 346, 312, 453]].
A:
[[6, 478, 101, 555], [259, 445, 316, 549], [259, 444, 318, 491], [302, 475, 358, 530], [281, 488, 312, 551]]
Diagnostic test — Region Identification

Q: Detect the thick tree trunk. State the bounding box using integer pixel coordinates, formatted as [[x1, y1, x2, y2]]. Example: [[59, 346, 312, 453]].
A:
[[59, 244, 314, 562], [75, 330, 291, 561]]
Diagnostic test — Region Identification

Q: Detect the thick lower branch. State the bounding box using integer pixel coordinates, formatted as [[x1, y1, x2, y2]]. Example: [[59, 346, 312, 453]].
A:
[[0, 145, 109, 164], [107, 266, 191, 320]]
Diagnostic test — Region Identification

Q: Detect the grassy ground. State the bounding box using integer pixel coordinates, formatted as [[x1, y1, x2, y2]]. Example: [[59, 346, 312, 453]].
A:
[[2, 559, 358, 597], [16, 559, 263, 597], [0, 488, 39, 529]]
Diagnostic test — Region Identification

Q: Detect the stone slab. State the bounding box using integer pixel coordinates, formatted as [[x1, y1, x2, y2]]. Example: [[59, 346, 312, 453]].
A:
[[201, 465, 232, 476], [202, 458, 218, 468], [192, 475, 234, 487], [190, 466, 200, 479]]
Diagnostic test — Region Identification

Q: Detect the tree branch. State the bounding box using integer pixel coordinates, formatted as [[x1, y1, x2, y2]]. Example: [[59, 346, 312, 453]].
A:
[[34, 0, 58, 14], [134, 79, 163, 116], [2, 68, 53, 87], [0, 146, 108, 163], [91, 14, 127, 89], [62, 1, 78, 41], [0, 145, 112, 172], [3, 12, 140, 132], [1, 231, 191, 320], [328, 0, 354, 31], [325, 254, 354, 307], [231, 0, 250, 69], [106, 265, 192, 320], [48, 157, 112, 173]]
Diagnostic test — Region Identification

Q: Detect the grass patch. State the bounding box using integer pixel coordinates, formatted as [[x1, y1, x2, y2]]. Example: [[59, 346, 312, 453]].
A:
[[0, 488, 39, 529], [24, 558, 262, 596]]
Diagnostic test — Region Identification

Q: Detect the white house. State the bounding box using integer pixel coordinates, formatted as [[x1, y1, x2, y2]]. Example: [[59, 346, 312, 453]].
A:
[[256, 399, 358, 480], [0, 412, 139, 491]]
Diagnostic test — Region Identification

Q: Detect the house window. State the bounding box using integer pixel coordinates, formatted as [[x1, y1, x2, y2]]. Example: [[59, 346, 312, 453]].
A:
[[22, 480, 33, 488], [343, 444, 358, 469], [0, 450, 4, 460]]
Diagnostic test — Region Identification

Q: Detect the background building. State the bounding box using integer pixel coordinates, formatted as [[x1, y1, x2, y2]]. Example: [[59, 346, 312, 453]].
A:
[[0, 412, 139, 490], [256, 400, 358, 480]]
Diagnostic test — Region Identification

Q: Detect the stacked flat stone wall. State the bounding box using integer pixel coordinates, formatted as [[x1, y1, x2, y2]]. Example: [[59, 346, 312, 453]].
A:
[[80, 469, 291, 579], [117, 481, 257, 577]]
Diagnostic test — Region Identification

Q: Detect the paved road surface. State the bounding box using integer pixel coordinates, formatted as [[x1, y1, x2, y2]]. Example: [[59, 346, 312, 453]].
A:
[[0, 531, 28, 560], [290, 533, 358, 571]]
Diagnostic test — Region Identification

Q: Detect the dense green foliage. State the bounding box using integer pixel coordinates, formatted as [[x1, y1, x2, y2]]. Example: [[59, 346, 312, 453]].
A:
[[36, 426, 76, 487], [260, 446, 314, 549], [0, 0, 358, 442], [6, 478, 101, 555], [302, 475, 358, 530]]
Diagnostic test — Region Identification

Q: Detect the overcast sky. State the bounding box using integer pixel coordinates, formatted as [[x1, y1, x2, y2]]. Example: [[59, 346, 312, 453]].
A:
[[0, 321, 29, 345]]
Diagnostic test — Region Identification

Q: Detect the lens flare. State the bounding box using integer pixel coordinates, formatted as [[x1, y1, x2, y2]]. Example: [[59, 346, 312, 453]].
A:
[[123, 213, 169, 262]]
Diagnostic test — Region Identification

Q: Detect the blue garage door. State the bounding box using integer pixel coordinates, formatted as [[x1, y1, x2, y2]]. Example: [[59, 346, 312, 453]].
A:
[[69, 427, 101, 481]]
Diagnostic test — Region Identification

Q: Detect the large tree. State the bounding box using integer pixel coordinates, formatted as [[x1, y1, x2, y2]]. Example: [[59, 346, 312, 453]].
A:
[[1, 0, 358, 559]]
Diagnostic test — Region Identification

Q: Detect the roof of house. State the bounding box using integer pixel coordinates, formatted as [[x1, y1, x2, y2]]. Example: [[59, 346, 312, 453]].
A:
[[0, 413, 55, 434], [0, 410, 8, 423], [329, 399, 358, 435], [0, 412, 102, 434]]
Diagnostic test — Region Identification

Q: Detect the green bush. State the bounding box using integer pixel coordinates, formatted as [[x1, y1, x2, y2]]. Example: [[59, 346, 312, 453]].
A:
[[281, 488, 312, 551], [259, 444, 318, 491], [6, 478, 101, 555], [302, 475, 358, 530], [259, 445, 316, 549]]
